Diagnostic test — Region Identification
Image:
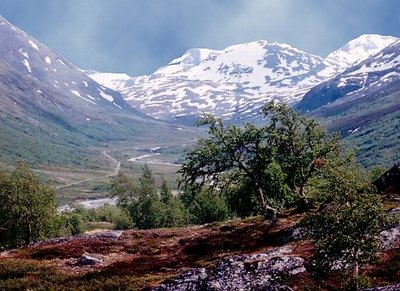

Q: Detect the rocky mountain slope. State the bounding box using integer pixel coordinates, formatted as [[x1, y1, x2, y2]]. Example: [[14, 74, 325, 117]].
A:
[[0, 16, 187, 165], [88, 35, 397, 123]]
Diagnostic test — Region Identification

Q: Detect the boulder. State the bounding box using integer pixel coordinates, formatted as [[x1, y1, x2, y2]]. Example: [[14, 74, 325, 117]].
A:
[[362, 284, 400, 291], [380, 227, 400, 251], [78, 254, 103, 265], [88, 230, 124, 239], [153, 268, 208, 291], [152, 247, 303, 290], [373, 163, 400, 194]]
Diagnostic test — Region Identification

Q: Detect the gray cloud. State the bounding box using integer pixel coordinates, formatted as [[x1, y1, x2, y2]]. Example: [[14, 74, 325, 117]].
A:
[[0, 0, 399, 76]]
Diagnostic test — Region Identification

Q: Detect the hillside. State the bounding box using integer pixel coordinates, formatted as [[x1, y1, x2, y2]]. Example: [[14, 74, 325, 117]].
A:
[[0, 16, 190, 167], [0, 210, 399, 290], [297, 40, 400, 167]]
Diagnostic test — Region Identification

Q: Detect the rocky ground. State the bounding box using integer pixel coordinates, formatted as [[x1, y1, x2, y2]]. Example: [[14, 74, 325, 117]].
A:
[[0, 205, 400, 290]]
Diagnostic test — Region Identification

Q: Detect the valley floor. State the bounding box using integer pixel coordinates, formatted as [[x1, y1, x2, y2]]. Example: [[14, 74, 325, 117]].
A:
[[32, 141, 188, 207]]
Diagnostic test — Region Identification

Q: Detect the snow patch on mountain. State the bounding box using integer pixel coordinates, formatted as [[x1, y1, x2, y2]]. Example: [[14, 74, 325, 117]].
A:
[[29, 39, 39, 51], [22, 59, 32, 73], [19, 48, 29, 59], [99, 89, 114, 102], [326, 34, 398, 68], [88, 72, 132, 91]]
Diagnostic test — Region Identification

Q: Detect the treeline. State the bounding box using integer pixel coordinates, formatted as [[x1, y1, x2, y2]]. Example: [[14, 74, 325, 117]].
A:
[[0, 162, 56, 248], [110, 166, 186, 229], [0, 163, 132, 249]]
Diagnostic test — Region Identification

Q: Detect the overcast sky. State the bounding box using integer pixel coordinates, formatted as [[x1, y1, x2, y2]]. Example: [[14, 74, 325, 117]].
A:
[[0, 0, 399, 76]]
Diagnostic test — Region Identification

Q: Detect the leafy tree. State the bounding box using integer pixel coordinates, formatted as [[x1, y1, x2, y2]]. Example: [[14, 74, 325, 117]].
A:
[[0, 162, 56, 247], [117, 166, 162, 229], [179, 102, 339, 219], [223, 160, 293, 218], [112, 210, 133, 230], [160, 179, 173, 204], [110, 171, 137, 201], [65, 213, 85, 235], [181, 188, 230, 224], [112, 167, 186, 229], [302, 158, 387, 286], [159, 179, 186, 227], [263, 102, 340, 203], [85, 204, 133, 230], [180, 115, 279, 218], [224, 179, 257, 218]]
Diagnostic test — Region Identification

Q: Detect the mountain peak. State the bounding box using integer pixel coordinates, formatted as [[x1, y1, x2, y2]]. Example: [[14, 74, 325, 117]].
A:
[[168, 48, 214, 66], [326, 34, 398, 68]]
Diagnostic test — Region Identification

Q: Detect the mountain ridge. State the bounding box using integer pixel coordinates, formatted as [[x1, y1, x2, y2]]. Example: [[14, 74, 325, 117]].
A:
[[88, 34, 398, 123], [298, 39, 400, 112]]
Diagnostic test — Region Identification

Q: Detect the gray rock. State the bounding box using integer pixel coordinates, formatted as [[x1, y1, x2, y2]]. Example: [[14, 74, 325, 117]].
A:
[[29, 230, 123, 249], [29, 236, 71, 248], [78, 254, 103, 265], [380, 227, 400, 251], [87, 230, 124, 239], [362, 284, 400, 291], [152, 247, 302, 291], [153, 268, 208, 291]]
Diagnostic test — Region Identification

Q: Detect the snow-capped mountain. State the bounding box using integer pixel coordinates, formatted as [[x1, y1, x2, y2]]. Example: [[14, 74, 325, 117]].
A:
[[326, 34, 397, 69], [297, 39, 400, 112], [89, 41, 339, 122], [87, 35, 397, 123], [84, 70, 132, 92]]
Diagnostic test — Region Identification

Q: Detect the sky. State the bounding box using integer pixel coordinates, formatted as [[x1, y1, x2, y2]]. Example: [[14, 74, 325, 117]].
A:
[[0, 0, 399, 76]]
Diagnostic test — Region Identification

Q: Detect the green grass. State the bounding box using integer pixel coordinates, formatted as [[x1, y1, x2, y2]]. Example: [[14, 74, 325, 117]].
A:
[[311, 90, 400, 168]]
